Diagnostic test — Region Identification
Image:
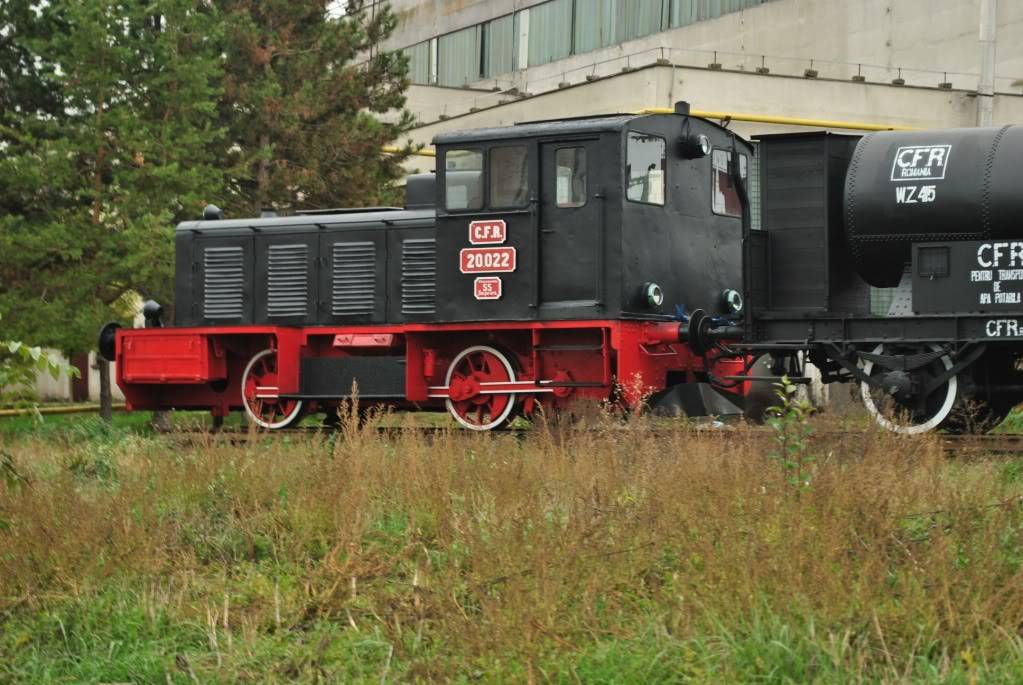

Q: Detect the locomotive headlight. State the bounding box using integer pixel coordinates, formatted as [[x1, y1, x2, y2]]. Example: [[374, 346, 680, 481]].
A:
[[722, 288, 743, 314], [679, 133, 711, 159], [644, 282, 664, 308]]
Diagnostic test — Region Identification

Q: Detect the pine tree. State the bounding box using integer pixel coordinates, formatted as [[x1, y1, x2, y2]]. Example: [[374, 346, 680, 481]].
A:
[[217, 0, 415, 215], [0, 0, 226, 352]]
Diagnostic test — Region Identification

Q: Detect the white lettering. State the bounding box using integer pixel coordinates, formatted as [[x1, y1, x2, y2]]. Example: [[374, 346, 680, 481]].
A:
[[987, 319, 1023, 337], [999, 270, 1023, 280], [890, 145, 952, 181], [981, 293, 992, 304], [978, 243, 993, 267], [995, 291, 1021, 304], [995, 243, 1008, 267], [895, 186, 916, 204], [972, 270, 993, 282], [995, 281, 1002, 292], [927, 148, 946, 167]]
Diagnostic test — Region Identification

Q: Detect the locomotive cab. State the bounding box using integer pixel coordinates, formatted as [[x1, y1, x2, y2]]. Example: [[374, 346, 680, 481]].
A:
[[433, 111, 751, 324]]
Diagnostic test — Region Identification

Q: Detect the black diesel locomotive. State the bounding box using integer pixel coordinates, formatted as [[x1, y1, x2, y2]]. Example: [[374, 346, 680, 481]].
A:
[[104, 103, 1023, 433], [105, 106, 752, 430]]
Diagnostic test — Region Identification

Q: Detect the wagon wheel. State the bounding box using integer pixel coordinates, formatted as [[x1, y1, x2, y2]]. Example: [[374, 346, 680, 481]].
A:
[[241, 349, 304, 430], [445, 345, 518, 431], [860, 343, 958, 435]]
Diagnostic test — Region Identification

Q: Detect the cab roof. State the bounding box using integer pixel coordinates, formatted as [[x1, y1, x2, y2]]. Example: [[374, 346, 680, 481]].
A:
[[432, 112, 740, 146], [433, 113, 643, 145]]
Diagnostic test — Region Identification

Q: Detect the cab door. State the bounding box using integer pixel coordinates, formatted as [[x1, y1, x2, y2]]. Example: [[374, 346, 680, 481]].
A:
[[539, 141, 600, 307]]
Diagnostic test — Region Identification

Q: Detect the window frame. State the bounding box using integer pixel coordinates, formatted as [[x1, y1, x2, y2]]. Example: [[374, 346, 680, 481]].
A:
[[443, 147, 485, 213], [488, 144, 530, 209], [554, 145, 588, 208], [710, 147, 748, 218], [625, 131, 667, 207]]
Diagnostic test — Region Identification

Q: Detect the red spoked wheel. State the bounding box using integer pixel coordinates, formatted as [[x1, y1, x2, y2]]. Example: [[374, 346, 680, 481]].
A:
[[241, 349, 304, 430], [445, 345, 518, 431]]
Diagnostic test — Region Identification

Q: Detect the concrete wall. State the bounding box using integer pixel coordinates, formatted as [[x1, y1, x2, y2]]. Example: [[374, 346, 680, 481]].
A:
[[399, 64, 1023, 174], [31, 351, 124, 403], [384, 0, 1023, 94]]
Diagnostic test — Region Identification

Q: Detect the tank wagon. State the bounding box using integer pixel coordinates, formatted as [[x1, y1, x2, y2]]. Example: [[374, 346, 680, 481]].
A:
[[740, 125, 1023, 433], [100, 105, 751, 429]]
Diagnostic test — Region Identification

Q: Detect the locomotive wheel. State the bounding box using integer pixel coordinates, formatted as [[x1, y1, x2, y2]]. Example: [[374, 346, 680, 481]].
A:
[[241, 349, 304, 430], [860, 343, 958, 435], [444, 345, 518, 431]]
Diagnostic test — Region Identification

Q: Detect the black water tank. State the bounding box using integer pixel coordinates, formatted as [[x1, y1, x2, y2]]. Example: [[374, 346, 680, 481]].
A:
[[844, 125, 1023, 287]]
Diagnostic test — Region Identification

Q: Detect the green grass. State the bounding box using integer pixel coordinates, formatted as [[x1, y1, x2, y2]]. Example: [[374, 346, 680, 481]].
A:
[[4, 410, 1023, 682]]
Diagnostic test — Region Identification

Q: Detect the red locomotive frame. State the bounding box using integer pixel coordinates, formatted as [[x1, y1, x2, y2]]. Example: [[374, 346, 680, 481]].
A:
[[115, 320, 747, 430]]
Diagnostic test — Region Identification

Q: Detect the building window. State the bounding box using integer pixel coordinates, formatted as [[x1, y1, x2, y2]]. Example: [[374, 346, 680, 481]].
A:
[[404, 0, 779, 91], [555, 147, 587, 207], [445, 149, 484, 211], [671, 0, 768, 27], [711, 148, 748, 217], [438, 25, 481, 87], [403, 41, 432, 85], [489, 145, 529, 208], [626, 132, 666, 205], [483, 14, 517, 78], [614, 0, 669, 43], [527, 0, 573, 67], [574, 0, 615, 53]]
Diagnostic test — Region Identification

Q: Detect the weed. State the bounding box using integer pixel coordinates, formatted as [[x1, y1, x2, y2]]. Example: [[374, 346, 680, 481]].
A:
[[765, 375, 816, 494], [0, 413, 1022, 681]]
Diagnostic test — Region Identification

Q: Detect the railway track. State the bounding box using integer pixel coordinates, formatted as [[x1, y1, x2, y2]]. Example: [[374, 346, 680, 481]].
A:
[[160, 423, 1023, 457]]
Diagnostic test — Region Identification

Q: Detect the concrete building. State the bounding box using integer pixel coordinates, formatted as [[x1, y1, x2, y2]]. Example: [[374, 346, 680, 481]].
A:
[[381, 0, 1023, 159]]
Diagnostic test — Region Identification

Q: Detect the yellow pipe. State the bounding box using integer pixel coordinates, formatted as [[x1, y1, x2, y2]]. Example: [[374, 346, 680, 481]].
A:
[[383, 145, 435, 158], [642, 107, 915, 131], [0, 403, 125, 418]]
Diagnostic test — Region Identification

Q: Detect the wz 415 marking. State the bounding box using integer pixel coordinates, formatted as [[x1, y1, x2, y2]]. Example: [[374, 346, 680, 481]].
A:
[[895, 185, 936, 204]]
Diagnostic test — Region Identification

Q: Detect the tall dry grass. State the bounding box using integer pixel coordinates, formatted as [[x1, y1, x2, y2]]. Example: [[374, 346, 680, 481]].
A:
[[2, 409, 1023, 681]]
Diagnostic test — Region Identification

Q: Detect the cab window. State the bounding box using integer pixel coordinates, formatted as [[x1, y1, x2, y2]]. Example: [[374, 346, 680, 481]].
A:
[[712, 148, 748, 217], [555, 147, 586, 207], [489, 145, 529, 208], [445, 148, 483, 211], [626, 132, 666, 205]]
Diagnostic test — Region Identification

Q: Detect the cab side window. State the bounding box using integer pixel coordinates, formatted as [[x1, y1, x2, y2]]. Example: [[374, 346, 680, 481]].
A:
[[555, 147, 586, 207], [489, 145, 529, 208], [445, 148, 483, 211], [626, 132, 666, 206], [712, 148, 748, 217]]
